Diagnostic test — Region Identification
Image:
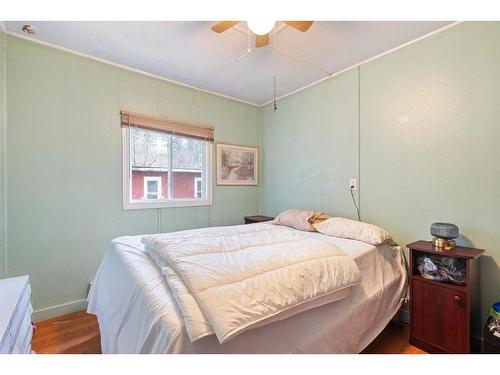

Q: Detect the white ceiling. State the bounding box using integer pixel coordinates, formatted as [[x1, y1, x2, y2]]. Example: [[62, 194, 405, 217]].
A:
[[5, 21, 453, 105]]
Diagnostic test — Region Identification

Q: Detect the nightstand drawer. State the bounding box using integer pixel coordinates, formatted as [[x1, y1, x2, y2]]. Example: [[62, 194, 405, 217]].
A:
[[411, 278, 467, 353]]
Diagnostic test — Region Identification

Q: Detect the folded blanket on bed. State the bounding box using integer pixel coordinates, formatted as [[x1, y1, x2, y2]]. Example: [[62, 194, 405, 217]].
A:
[[142, 223, 361, 343]]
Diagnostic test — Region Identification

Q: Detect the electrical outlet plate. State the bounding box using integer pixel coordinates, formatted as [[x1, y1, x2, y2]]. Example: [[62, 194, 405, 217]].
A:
[[349, 178, 357, 190]]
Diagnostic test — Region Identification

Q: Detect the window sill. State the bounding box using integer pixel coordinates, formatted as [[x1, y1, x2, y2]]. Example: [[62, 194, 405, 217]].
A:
[[123, 199, 212, 210]]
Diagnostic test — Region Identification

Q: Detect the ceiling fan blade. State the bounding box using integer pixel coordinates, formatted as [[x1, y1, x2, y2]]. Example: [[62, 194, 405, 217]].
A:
[[211, 21, 240, 33], [255, 34, 269, 48], [283, 21, 313, 32]]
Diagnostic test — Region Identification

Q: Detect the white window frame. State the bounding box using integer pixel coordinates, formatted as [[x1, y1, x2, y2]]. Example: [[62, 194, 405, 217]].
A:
[[143, 176, 162, 200], [122, 127, 213, 210]]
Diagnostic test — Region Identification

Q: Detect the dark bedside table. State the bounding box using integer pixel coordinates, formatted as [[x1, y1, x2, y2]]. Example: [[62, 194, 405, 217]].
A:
[[407, 240, 484, 353], [244, 215, 275, 224]]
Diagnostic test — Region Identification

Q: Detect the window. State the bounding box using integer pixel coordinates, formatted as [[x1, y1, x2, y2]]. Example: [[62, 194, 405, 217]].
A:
[[194, 177, 202, 198], [123, 127, 212, 209], [144, 176, 162, 200]]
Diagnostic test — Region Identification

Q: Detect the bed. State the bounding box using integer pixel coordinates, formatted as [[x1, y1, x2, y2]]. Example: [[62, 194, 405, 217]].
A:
[[87, 223, 407, 353]]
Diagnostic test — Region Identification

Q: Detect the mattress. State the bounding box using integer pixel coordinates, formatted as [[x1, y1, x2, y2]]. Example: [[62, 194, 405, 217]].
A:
[[87, 224, 407, 353]]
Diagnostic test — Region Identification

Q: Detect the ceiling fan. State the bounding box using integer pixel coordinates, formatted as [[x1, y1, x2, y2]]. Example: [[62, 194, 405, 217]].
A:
[[211, 21, 313, 48]]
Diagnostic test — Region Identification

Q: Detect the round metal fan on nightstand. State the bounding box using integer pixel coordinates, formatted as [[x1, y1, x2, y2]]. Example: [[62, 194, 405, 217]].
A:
[[430, 222, 459, 250]]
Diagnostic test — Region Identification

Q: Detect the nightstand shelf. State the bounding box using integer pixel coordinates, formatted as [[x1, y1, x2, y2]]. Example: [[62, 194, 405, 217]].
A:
[[407, 241, 484, 354]]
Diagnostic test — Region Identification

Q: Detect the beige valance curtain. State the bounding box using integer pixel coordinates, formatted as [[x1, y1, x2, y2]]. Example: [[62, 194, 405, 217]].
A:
[[120, 111, 214, 142]]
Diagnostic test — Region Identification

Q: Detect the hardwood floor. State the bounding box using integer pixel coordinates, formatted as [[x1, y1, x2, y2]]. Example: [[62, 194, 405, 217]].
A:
[[31, 310, 425, 354], [362, 322, 426, 354], [32, 311, 101, 354]]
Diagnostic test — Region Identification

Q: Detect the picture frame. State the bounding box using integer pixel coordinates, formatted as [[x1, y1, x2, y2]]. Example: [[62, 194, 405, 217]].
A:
[[216, 143, 259, 185]]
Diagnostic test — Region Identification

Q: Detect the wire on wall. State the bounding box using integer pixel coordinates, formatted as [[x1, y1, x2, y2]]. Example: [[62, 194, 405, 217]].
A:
[[272, 29, 278, 113], [350, 186, 360, 221]]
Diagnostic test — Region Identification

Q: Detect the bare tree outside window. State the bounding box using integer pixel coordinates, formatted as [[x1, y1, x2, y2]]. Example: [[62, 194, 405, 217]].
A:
[[128, 128, 206, 202], [131, 128, 169, 168]]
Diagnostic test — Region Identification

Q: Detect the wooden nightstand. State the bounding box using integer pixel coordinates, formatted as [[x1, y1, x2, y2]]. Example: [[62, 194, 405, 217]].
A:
[[244, 215, 275, 224], [407, 241, 484, 353]]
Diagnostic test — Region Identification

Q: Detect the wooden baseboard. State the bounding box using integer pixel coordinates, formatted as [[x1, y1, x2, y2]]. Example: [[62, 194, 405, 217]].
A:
[[32, 299, 88, 322]]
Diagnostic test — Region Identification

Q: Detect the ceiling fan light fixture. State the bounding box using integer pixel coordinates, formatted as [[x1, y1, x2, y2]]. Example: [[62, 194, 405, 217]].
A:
[[247, 20, 275, 35]]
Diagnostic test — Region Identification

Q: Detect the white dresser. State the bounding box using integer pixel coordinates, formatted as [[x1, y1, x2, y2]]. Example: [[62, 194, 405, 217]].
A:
[[0, 276, 33, 354]]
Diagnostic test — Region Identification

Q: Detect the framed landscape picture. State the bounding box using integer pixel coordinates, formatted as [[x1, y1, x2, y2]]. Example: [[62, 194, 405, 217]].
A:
[[216, 143, 258, 185]]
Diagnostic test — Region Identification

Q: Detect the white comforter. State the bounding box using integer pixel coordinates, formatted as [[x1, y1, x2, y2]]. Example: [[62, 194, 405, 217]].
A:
[[142, 224, 361, 343]]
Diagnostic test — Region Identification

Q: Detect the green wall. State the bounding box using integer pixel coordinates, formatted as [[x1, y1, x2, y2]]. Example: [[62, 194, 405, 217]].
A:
[[5, 36, 260, 319], [360, 21, 500, 337], [261, 22, 500, 339], [261, 69, 359, 218]]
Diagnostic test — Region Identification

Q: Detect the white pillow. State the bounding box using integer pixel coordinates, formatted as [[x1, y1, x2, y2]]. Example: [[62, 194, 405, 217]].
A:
[[313, 217, 394, 245], [273, 208, 326, 232]]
